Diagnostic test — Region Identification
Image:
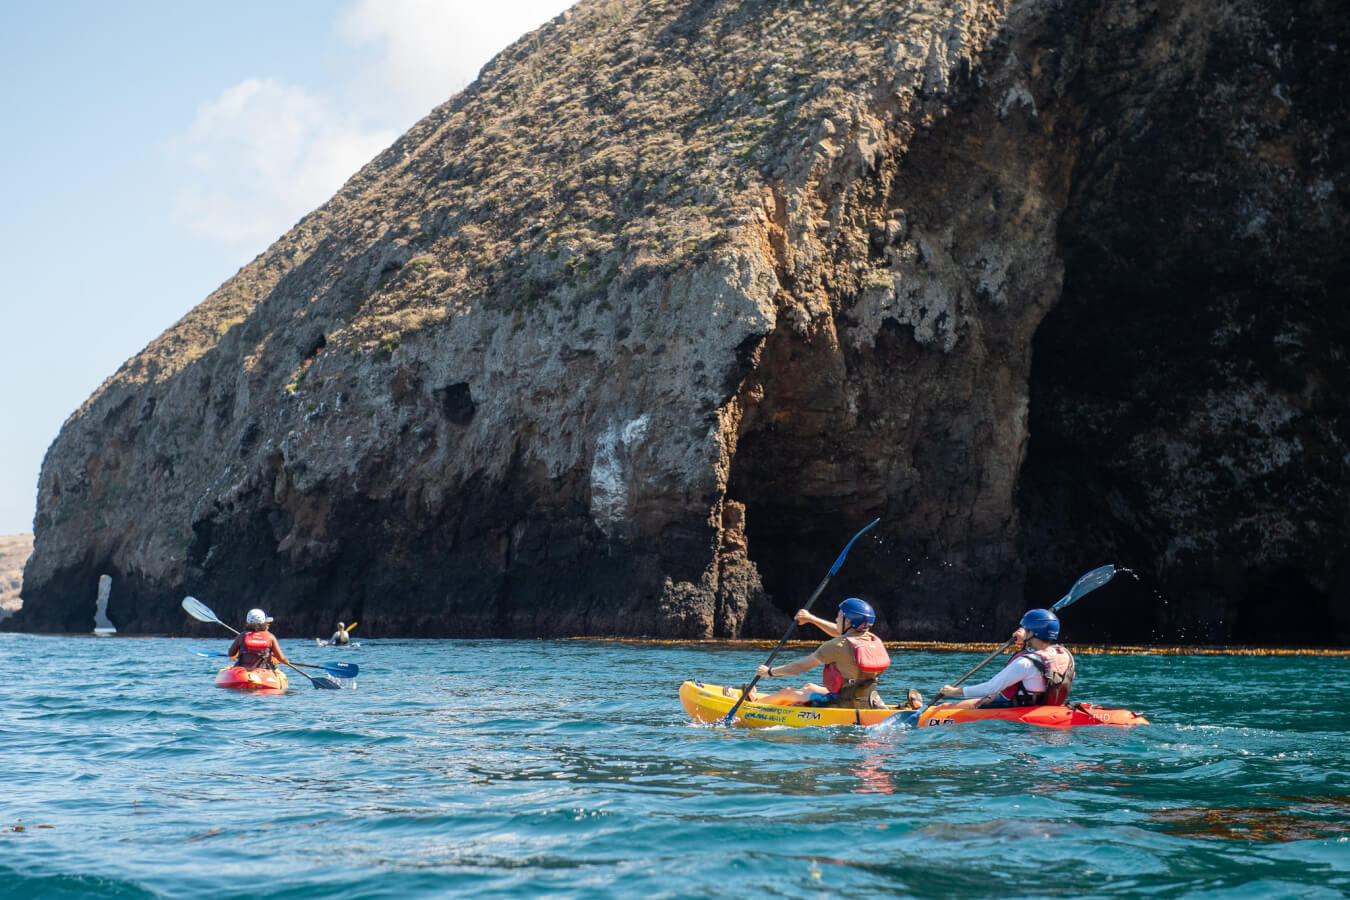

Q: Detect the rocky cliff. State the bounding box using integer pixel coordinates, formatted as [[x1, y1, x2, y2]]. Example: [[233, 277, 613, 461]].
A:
[[8, 0, 1347, 644]]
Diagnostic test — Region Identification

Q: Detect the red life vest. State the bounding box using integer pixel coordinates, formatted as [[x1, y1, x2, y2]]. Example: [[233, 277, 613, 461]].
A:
[[239, 629, 273, 668], [822, 633, 891, 694], [999, 644, 1075, 706]]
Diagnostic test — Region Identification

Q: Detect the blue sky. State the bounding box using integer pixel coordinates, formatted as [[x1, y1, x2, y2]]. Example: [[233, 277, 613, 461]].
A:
[[0, 0, 572, 535]]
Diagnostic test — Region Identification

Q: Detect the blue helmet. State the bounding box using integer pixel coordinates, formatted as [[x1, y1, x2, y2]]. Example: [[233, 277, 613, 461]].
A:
[[1020, 608, 1060, 641], [839, 597, 876, 629]]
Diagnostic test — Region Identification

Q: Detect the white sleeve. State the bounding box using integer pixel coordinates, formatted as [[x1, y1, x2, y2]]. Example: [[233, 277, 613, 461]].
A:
[[960, 657, 1039, 699]]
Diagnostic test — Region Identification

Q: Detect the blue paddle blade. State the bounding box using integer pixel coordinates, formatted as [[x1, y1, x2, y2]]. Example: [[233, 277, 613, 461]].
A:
[[828, 518, 881, 575], [323, 662, 358, 678], [1054, 564, 1116, 611], [869, 709, 919, 732]]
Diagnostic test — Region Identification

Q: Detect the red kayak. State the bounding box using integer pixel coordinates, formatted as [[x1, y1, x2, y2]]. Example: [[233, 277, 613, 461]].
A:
[[916, 702, 1148, 727], [214, 665, 289, 693]]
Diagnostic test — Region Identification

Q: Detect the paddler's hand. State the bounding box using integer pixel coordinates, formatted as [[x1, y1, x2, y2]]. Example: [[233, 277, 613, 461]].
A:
[[793, 609, 815, 626], [937, 684, 962, 699], [756, 664, 774, 677]]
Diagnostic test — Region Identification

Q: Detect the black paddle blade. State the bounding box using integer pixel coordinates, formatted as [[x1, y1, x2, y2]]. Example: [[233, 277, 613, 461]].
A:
[[310, 674, 342, 690]]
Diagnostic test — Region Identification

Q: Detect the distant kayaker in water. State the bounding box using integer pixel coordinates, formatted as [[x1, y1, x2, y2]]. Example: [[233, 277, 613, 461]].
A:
[[228, 608, 292, 671], [329, 622, 350, 646], [745, 598, 895, 710], [935, 608, 1076, 708]]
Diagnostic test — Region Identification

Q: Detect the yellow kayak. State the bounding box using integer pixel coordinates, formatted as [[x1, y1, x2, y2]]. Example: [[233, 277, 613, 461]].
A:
[[680, 680, 904, 727]]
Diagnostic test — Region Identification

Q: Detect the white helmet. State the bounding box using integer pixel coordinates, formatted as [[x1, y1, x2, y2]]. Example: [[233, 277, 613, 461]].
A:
[[245, 608, 273, 626]]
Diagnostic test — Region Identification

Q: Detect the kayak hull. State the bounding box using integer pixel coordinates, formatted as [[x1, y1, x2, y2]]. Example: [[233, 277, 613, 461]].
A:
[[215, 665, 288, 693], [680, 680, 906, 728], [680, 680, 1147, 728], [915, 703, 1148, 728]]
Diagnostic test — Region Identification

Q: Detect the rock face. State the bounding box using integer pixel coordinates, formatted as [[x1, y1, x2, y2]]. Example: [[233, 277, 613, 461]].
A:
[[0, 534, 32, 620], [7, 0, 1347, 644]]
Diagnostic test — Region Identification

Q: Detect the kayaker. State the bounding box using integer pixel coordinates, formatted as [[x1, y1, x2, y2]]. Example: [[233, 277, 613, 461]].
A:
[[751, 598, 894, 709], [935, 608, 1076, 708], [329, 621, 350, 646], [228, 608, 291, 671]]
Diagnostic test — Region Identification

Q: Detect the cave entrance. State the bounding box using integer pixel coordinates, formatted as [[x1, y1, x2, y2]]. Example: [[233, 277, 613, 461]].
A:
[[722, 318, 909, 624]]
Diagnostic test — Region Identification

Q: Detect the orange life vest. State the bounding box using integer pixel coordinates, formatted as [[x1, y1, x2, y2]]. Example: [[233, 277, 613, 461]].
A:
[[822, 633, 891, 694], [238, 629, 273, 668]]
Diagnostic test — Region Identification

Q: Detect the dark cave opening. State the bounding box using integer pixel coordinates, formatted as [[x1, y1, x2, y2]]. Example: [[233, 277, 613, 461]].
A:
[[1018, 188, 1350, 647], [722, 329, 886, 626]]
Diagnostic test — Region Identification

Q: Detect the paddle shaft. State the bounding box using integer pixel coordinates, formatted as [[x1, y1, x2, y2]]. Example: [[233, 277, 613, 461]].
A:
[[946, 636, 1019, 692], [722, 518, 880, 725], [290, 660, 359, 678], [280, 660, 339, 689], [907, 636, 1016, 725]]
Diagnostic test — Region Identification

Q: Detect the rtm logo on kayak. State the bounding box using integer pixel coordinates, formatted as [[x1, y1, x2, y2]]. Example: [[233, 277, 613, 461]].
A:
[[745, 710, 822, 722], [921, 719, 956, 727]]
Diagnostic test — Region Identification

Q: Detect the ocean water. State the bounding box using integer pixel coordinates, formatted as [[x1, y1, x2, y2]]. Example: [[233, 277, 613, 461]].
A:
[[3, 632, 1348, 899]]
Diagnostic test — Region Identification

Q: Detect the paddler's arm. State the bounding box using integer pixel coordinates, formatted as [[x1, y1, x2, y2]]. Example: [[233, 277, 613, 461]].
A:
[[937, 656, 1035, 699], [227, 635, 243, 658], [794, 609, 840, 637], [755, 651, 824, 679], [269, 634, 292, 666]]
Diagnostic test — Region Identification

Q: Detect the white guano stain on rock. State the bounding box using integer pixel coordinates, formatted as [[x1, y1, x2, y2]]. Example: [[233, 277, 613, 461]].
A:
[[590, 414, 651, 535]]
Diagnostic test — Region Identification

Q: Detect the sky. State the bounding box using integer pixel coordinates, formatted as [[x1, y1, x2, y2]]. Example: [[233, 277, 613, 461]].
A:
[[0, 0, 573, 535]]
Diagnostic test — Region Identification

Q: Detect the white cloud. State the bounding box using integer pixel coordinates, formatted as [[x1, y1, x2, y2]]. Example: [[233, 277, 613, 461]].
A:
[[339, 0, 573, 123], [167, 78, 395, 246], [164, 0, 572, 252]]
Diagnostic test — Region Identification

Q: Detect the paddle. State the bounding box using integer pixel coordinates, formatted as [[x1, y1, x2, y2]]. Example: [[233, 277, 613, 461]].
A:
[[896, 564, 1124, 727], [721, 518, 881, 726], [186, 645, 358, 679], [290, 660, 359, 679], [279, 662, 343, 690], [181, 596, 343, 690]]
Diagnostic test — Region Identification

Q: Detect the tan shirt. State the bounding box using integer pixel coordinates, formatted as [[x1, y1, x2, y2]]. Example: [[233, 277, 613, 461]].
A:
[[813, 634, 880, 680]]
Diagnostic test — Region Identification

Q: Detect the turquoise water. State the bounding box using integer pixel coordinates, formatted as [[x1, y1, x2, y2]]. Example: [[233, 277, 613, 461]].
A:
[[3, 633, 1348, 899]]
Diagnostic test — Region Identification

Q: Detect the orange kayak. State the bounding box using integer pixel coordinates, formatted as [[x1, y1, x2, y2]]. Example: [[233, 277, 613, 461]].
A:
[[214, 665, 289, 693], [915, 702, 1148, 728]]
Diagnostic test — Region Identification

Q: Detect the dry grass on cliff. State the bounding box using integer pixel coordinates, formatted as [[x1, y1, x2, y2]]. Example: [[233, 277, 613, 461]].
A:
[[96, 0, 985, 385], [0, 533, 33, 615]]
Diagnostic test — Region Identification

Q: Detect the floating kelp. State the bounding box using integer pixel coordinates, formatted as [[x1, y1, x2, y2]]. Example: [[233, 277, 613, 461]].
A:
[[1152, 795, 1350, 842]]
